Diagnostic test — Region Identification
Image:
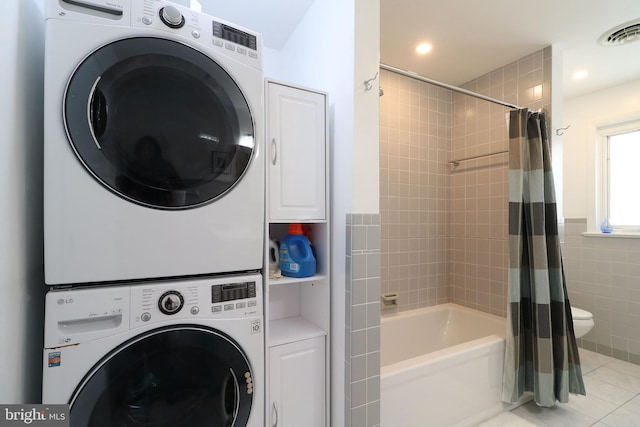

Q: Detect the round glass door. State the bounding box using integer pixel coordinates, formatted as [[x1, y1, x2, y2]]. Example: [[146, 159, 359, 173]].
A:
[[69, 326, 254, 427], [64, 37, 255, 209]]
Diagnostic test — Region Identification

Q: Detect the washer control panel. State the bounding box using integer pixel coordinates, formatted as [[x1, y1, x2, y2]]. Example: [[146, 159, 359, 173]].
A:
[[44, 274, 262, 347], [130, 274, 262, 327], [211, 281, 257, 303]]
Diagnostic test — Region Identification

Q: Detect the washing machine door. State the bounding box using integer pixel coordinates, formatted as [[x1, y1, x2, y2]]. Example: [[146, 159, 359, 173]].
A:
[[69, 326, 254, 427], [64, 37, 255, 210]]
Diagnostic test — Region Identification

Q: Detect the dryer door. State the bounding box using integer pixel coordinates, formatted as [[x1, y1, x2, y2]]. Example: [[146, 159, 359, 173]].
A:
[[69, 326, 254, 427], [64, 37, 255, 210]]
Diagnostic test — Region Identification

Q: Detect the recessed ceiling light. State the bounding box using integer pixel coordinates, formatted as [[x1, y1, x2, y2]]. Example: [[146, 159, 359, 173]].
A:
[[416, 43, 432, 54], [571, 70, 589, 80]]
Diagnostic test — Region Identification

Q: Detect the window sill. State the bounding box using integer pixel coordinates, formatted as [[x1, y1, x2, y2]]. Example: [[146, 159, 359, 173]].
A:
[[583, 232, 640, 239]]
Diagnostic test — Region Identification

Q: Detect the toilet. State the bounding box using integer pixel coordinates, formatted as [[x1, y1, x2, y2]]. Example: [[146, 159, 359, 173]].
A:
[[571, 306, 595, 338]]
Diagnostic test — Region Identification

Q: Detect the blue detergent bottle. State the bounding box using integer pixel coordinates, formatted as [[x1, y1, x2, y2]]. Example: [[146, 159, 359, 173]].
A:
[[279, 223, 316, 278]]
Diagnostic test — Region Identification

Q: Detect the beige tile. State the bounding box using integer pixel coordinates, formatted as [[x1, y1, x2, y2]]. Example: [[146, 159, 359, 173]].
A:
[[515, 401, 596, 427], [600, 407, 640, 427], [582, 374, 638, 405], [609, 359, 640, 379], [579, 348, 615, 373], [557, 392, 618, 421], [478, 411, 549, 427], [620, 394, 640, 416]]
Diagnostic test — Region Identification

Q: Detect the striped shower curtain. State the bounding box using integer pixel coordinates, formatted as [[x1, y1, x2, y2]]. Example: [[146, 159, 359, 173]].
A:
[[502, 109, 585, 406]]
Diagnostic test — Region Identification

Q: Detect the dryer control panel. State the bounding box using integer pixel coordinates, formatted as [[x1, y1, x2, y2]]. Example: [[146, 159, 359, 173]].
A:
[[50, 0, 263, 70], [131, 0, 263, 70]]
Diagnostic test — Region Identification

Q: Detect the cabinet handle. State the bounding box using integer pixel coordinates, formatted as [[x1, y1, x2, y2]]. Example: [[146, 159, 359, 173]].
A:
[[271, 138, 278, 165], [272, 402, 278, 427]]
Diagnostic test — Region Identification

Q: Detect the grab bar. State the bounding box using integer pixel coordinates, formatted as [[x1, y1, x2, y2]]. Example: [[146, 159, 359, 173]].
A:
[[449, 150, 508, 168]]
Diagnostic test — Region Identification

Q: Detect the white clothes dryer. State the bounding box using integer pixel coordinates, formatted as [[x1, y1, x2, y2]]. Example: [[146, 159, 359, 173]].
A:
[[44, 0, 264, 285], [43, 273, 264, 427]]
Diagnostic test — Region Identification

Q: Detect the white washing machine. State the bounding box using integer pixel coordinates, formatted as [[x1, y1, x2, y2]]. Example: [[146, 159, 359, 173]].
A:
[[43, 273, 264, 427], [44, 0, 265, 285]]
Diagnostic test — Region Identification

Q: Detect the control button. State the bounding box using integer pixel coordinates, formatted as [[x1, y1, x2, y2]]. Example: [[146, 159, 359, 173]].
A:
[[158, 290, 184, 315], [190, 306, 200, 315], [212, 305, 222, 313], [237, 47, 246, 55], [142, 16, 152, 25], [213, 39, 223, 47], [141, 312, 151, 322], [224, 43, 235, 51], [159, 5, 185, 29], [244, 372, 251, 379], [236, 302, 246, 309], [248, 51, 258, 59], [248, 300, 257, 307], [191, 30, 200, 39], [224, 304, 234, 311]]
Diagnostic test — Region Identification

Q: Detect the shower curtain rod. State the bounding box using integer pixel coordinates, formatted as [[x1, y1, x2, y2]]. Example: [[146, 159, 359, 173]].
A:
[[379, 63, 525, 110]]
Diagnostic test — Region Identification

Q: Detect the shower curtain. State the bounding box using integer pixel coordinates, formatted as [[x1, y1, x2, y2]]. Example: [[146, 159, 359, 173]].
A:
[[502, 108, 585, 407]]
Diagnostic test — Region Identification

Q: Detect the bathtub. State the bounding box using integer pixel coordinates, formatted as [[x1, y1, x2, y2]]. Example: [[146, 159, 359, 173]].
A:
[[381, 303, 512, 427]]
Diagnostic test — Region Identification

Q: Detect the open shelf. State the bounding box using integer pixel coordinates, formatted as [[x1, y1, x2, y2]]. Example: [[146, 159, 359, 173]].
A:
[[269, 316, 327, 347], [268, 274, 327, 286]]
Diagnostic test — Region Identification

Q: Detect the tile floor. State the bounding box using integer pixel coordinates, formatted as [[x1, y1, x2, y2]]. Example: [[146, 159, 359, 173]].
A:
[[478, 348, 640, 427]]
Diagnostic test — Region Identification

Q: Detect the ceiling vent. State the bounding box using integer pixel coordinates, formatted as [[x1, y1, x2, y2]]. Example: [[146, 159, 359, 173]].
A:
[[600, 20, 640, 45]]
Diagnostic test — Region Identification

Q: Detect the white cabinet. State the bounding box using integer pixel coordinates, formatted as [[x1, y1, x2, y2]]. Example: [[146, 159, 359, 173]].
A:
[[269, 336, 325, 427], [267, 82, 326, 222], [264, 80, 330, 427]]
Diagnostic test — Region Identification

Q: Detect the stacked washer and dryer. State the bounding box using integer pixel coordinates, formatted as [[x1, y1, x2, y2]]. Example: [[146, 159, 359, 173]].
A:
[[42, 1, 265, 426]]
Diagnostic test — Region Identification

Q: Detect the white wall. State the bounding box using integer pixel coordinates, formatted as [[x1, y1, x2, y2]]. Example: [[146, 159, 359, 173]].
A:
[[353, 0, 380, 214], [0, 0, 46, 403], [563, 79, 640, 229]]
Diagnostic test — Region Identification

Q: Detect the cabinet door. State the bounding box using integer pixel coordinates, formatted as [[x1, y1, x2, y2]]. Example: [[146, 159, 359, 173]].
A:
[[269, 336, 325, 427], [267, 82, 326, 221]]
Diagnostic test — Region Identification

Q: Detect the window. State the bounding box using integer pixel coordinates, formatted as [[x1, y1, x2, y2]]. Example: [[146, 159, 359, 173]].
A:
[[601, 123, 640, 231]]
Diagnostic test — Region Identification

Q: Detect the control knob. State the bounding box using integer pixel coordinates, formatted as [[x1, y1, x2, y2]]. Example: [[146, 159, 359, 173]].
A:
[[158, 290, 184, 315], [159, 5, 185, 29]]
